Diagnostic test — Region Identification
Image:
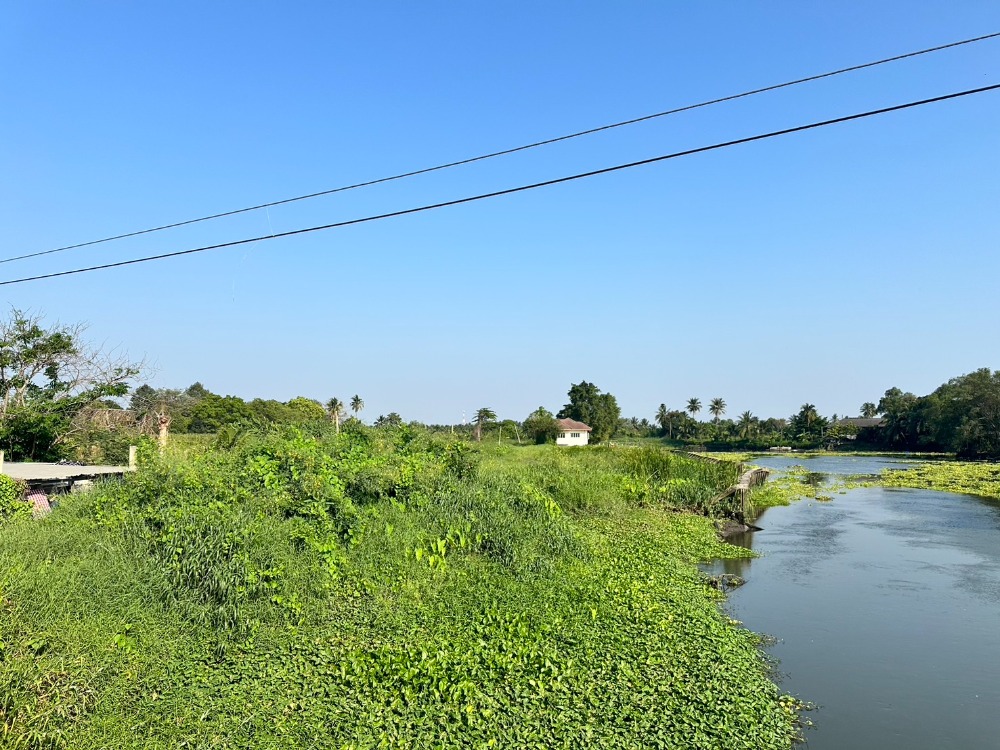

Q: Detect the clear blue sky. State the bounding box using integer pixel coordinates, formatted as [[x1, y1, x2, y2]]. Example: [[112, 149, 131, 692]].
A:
[[2, 2, 999, 424]]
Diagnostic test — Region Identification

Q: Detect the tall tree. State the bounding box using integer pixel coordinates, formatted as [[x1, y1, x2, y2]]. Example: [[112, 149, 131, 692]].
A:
[[383, 412, 402, 428], [185, 382, 210, 400], [656, 404, 669, 436], [686, 398, 702, 420], [654, 405, 683, 440], [799, 403, 818, 427], [350, 394, 364, 421], [473, 407, 497, 442], [0, 310, 141, 460], [935, 369, 1000, 457], [877, 388, 918, 446], [557, 381, 621, 443], [188, 394, 253, 433], [523, 406, 558, 444], [374, 412, 403, 428], [861, 402, 878, 418], [287, 397, 326, 422], [737, 410, 757, 440], [708, 397, 727, 424], [326, 397, 345, 433], [789, 403, 827, 443]]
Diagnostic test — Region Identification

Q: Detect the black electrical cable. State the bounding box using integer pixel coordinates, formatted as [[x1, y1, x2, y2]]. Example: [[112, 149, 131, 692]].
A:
[[1, 31, 997, 267], [1, 82, 997, 287]]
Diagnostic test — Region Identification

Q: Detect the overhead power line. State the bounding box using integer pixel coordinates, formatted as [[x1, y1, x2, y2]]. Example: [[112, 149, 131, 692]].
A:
[[2, 31, 998, 267], [3, 82, 997, 288]]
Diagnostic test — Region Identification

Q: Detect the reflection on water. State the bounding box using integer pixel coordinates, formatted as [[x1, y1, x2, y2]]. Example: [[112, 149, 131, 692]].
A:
[[705, 456, 1000, 750], [748, 453, 922, 476]]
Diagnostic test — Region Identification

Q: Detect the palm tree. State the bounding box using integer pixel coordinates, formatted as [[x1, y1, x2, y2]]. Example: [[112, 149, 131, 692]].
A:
[[686, 398, 702, 420], [737, 410, 756, 440], [656, 404, 669, 435], [326, 397, 345, 433], [374, 412, 403, 428], [708, 397, 726, 424], [350, 394, 364, 421], [653, 406, 678, 440], [473, 407, 497, 442], [861, 402, 878, 418]]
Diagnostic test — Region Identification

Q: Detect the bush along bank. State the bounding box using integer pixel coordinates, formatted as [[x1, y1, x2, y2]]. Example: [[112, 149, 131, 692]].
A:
[[0, 425, 805, 749]]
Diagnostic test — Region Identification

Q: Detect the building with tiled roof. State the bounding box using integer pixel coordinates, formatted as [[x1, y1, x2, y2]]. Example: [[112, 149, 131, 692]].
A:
[[555, 418, 591, 446]]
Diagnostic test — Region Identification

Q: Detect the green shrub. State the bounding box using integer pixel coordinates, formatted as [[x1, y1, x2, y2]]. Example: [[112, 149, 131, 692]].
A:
[[0, 431, 802, 748], [0, 474, 28, 524]]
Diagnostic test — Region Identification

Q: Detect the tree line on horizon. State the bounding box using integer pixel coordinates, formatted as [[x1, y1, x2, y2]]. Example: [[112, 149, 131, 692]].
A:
[[1, 309, 998, 460]]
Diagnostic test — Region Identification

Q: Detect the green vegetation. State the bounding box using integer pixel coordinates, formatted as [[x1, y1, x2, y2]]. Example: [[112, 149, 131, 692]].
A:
[[0, 475, 29, 523], [878, 461, 1000, 501], [0, 310, 140, 461], [325, 397, 346, 432], [744, 466, 847, 512], [557, 381, 620, 443], [865, 370, 1000, 457], [350, 394, 365, 421], [645, 367, 1000, 456], [708, 397, 726, 424], [0, 428, 802, 749], [472, 407, 497, 442], [523, 407, 559, 445], [7, 312, 999, 463]]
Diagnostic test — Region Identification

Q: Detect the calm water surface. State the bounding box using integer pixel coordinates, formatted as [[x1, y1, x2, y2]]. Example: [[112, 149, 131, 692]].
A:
[[705, 455, 1000, 750]]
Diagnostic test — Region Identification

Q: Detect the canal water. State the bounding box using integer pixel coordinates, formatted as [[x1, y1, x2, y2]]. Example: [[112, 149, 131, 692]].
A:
[[704, 455, 1000, 749]]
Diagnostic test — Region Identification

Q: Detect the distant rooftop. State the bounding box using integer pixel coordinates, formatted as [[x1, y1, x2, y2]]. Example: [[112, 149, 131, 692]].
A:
[[835, 417, 885, 428], [555, 418, 592, 431]]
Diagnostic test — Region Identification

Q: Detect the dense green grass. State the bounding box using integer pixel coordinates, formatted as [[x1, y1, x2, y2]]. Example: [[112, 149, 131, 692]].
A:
[[0, 427, 802, 748]]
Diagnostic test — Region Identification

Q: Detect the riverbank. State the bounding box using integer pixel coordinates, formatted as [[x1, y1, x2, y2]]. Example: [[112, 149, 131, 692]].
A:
[[0, 432, 803, 749]]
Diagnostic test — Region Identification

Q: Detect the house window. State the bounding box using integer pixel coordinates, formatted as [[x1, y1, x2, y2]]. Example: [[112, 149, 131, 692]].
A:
[[571, 432, 581, 438], [558, 432, 566, 438]]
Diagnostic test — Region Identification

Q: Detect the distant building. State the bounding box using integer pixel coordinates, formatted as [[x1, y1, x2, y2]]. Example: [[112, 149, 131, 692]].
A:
[[555, 418, 591, 446], [831, 417, 885, 442], [834, 417, 885, 429]]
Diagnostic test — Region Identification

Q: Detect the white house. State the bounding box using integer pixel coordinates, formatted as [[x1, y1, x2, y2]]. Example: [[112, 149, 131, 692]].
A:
[[555, 418, 592, 446]]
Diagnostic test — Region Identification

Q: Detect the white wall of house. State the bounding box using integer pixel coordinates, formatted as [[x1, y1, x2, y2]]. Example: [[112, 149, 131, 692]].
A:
[[556, 430, 589, 447]]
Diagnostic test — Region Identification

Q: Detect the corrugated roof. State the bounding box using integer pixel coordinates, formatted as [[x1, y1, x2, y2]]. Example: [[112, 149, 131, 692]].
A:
[[556, 418, 592, 431]]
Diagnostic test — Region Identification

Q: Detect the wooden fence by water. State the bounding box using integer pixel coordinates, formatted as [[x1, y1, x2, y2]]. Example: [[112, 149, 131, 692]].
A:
[[677, 452, 770, 519]]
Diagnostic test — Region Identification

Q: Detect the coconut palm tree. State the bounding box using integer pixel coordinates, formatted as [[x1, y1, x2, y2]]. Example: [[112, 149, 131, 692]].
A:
[[709, 397, 726, 424], [656, 404, 669, 434], [350, 394, 364, 421], [325, 397, 345, 433], [860, 402, 878, 418], [686, 398, 702, 420], [737, 410, 757, 440], [473, 407, 497, 442]]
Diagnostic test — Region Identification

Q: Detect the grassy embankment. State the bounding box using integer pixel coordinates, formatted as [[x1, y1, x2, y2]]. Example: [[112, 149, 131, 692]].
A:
[[0, 427, 804, 749]]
